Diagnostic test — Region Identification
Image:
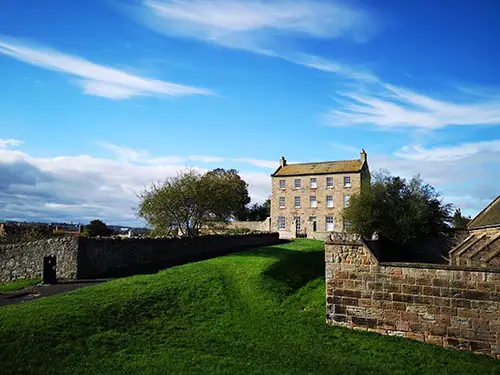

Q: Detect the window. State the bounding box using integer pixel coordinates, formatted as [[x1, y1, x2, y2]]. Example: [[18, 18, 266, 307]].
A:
[[310, 196, 317, 208], [309, 216, 317, 232], [343, 220, 351, 231], [279, 196, 285, 208], [344, 176, 351, 188], [278, 216, 286, 230], [279, 179, 286, 189], [326, 195, 333, 208], [310, 178, 317, 189], [294, 196, 301, 208], [326, 177, 334, 188], [294, 216, 301, 232], [344, 195, 350, 207], [325, 216, 334, 231], [294, 178, 302, 189]]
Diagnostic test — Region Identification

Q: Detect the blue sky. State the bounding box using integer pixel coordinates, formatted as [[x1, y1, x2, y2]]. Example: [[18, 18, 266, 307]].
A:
[[0, 0, 499, 226]]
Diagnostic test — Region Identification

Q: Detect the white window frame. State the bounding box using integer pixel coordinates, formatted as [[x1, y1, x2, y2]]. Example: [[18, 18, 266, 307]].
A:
[[279, 196, 285, 208], [310, 195, 317, 208], [344, 195, 350, 207], [294, 178, 302, 189], [325, 216, 334, 231], [278, 216, 286, 230], [310, 177, 317, 189], [326, 195, 333, 208], [294, 216, 301, 232], [294, 196, 301, 208], [326, 177, 334, 189], [279, 179, 286, 190], [344, 176, 352, 188]]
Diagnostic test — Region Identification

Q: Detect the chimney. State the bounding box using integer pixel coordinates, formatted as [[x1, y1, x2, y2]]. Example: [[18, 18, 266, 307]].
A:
[[360, 149, 367, 164], [280, 156, 287, 167]]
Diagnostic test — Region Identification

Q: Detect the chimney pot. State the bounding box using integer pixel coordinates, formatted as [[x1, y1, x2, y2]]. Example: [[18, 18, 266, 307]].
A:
[[280, 156, 287, 167], [360, 149, 367, 163]]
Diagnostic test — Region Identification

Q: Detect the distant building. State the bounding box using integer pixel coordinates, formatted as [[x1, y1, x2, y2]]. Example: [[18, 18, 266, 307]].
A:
[[449, 195, 500, 267], [270, 150, 370, 239]]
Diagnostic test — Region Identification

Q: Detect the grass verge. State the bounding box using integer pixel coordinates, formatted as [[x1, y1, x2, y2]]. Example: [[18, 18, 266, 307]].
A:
[[0, 240, 497, 374], [0, 278, 41, 294]]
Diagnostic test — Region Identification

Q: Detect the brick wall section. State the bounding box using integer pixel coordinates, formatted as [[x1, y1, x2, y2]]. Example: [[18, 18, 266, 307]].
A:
[[325, 233, 500, 358]]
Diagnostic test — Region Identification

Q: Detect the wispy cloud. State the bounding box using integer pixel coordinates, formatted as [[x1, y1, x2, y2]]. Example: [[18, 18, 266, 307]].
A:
[[327, 82, 500, 129], [232, 158, 277, 169], [394, 140, 500, 162], [0, 139, 23, 148], [0, 37, 213, 99], [128, 0, 376, 52]]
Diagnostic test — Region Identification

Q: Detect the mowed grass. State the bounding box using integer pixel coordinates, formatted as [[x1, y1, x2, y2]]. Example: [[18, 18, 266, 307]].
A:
[[0, 240, 498, 375], [0, 277, 41, 294]]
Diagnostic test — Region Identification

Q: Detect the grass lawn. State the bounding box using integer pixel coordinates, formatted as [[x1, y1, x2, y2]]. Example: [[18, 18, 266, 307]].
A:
[[0, 240, 498, 374], [0, 277, 41, 294]]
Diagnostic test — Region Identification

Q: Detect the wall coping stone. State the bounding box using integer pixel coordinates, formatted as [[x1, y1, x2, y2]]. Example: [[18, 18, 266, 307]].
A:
[[381, 261, 500, 273]]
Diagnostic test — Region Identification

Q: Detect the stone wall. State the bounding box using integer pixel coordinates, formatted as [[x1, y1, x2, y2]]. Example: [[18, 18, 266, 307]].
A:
[[325, 233, 500, 358], [0, 233, 281, 282], [226, 218, 271, 232], [0, 236, 79, 282]]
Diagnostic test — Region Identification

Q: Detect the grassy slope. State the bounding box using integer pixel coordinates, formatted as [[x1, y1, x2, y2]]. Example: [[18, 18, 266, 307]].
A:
[[0, 278, 41, 294], [0, 240, 497, 375]]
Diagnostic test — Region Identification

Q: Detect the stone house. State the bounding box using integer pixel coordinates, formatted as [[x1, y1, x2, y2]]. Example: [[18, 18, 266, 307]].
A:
[[449, 195, 500, 267], [270, 150, 370, 239]]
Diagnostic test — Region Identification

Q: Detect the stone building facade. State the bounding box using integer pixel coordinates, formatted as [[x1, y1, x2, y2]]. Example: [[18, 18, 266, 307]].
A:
[[270, 150, 370, 239]]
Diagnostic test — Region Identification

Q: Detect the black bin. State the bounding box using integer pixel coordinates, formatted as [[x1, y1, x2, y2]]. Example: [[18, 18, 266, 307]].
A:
[[43, 256, 57, 284]]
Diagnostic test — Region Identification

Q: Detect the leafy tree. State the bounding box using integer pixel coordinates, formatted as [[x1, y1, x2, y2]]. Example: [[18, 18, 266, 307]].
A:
[[452, 208, 471, 229], [343, 171, 452, 250], [237, 199, 270, 221], [85, 219, 112, 237], [138, 169, 250, 237]]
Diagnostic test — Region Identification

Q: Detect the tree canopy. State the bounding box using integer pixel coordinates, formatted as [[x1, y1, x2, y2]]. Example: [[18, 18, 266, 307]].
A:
[[452, 208, 471, 229], [84, 219, 113, 237], [237, 199, 270, 221], [343, 172, 452, 250], [138, 169, 250, 237]]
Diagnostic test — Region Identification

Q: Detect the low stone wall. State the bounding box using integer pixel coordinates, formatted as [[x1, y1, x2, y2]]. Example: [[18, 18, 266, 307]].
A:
[[0, 233, 281, 282], [325, 233, 500, 358], [226, 218, 271, 232], [0, 236, 79, 282]]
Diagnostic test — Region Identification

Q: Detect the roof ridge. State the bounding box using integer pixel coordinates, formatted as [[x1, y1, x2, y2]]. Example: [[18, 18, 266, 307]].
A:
[[468, 195, 500, 229], [284, 158, 360, 166]]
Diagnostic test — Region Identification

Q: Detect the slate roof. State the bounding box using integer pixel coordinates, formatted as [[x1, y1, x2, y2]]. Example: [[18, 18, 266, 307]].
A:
[[272, 159, 363, 177], [468, 195, 500, 230]]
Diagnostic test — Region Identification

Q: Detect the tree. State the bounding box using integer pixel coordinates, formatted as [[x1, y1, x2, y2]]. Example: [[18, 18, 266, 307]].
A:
[[452, 208, 471, 229], [237, 199, 270, 221], [138, 169, 250, 237], [343, 171, 452, 250], [85, 220, 112, 237]]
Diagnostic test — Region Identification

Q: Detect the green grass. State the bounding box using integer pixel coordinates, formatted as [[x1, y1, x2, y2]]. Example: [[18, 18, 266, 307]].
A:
[[0, 277, 41, 294], [0, 240, 497, 374]]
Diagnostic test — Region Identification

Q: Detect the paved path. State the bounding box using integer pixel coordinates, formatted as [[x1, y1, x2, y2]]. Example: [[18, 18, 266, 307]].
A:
[[0, 279, 112, 307]]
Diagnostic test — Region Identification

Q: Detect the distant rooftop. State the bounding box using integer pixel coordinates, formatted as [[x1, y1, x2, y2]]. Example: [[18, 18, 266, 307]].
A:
[[272, 150, 367, 177], [468, 195, 500, 230]]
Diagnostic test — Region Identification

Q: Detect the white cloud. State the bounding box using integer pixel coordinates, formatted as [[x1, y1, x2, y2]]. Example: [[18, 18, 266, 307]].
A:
[[328, 81, 500, 129], [0, 139, 23, 148], [128, 0, 376, 53], [0, 142, 275, 225], [395, 140, 500, 162], [0, 37, 213, 99], [232, 158, 277, 169], [369, 140, 500, 217]]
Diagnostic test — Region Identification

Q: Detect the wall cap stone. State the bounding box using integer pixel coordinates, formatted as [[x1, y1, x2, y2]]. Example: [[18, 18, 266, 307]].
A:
[[380, 261, 500, 273]]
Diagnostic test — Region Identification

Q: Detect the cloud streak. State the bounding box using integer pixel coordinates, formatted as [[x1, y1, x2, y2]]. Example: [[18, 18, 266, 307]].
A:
[[128, 0, 376, 53], [0, 37, 213, 99], [328, 82, 500, 129]]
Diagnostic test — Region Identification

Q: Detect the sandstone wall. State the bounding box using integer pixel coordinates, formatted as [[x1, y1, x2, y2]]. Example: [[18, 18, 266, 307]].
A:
[[226, 218, 271, 232], [325, 233, 500, 358], [0, 236, 79, 282]]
